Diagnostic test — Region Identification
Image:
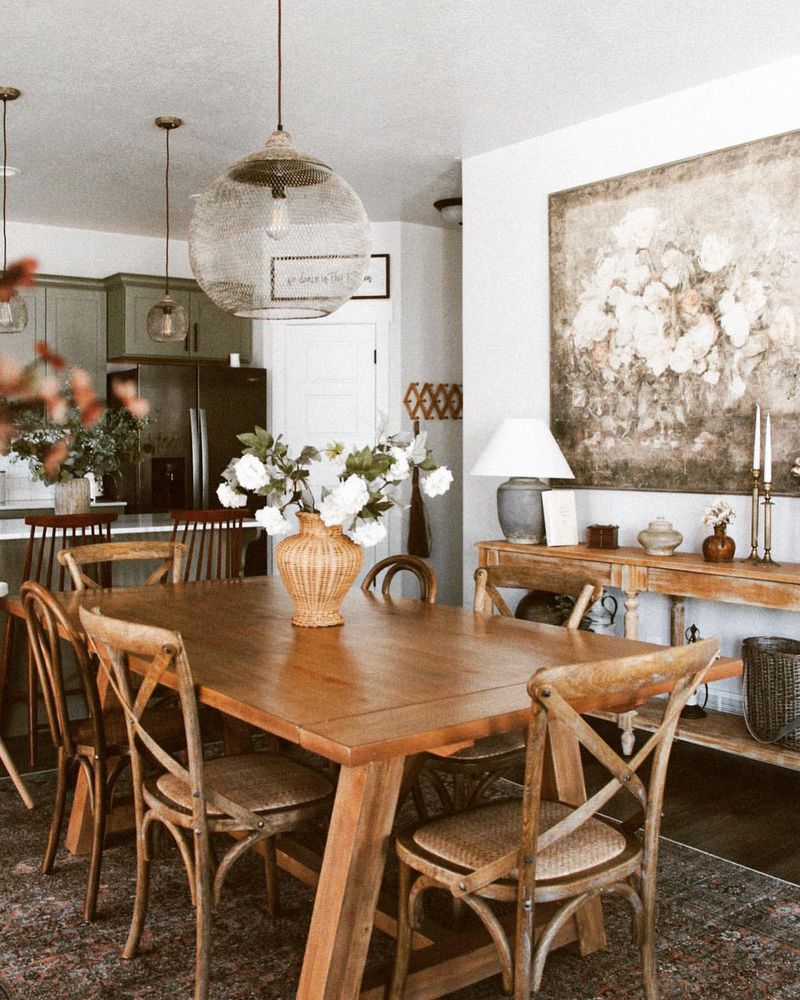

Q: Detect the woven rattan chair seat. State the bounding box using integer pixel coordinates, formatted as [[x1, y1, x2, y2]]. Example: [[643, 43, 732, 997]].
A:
[[410, 798, 627, 882], [72, 697, 184, 751], [157, 752, 333, 816], [446, 730, 525, 760]]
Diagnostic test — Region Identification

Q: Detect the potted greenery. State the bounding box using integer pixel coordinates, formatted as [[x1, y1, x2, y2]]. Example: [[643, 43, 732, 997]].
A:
[[9, 376, 147, 515], [219, 422, 452, 626]]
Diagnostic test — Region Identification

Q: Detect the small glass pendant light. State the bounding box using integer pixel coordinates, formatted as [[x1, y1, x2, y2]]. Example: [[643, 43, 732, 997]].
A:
[[0, 87, 28, 336], [188, 0, 370, 320], [147, 116, 189, 344]]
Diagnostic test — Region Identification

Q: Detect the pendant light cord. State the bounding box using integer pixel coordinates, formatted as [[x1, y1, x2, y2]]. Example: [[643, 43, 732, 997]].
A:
[[2, 98, 8, 275], [164, 126, 171, 295], [277, 0, 283, 131]]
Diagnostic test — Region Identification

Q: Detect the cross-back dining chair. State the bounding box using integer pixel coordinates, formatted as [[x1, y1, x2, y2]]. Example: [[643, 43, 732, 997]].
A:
[[389, 636, 720, 1000], [169, 509, 245, 582], [57, 540, 186, 591], [418, 564, 605, 818], [0, 511, 118, 766], [79, 605, 334, 1000], [361, 554, 438, 603], [21, 581, 184, 921]]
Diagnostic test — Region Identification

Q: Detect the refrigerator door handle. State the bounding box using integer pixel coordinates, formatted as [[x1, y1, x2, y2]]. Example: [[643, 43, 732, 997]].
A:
[[199, 408, 210, 508], [189, 408, 200, 510]]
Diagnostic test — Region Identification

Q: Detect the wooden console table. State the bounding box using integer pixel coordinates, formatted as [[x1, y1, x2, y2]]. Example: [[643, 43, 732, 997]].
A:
[[475, 540, 800, 760], [476, 540, 800, 644]]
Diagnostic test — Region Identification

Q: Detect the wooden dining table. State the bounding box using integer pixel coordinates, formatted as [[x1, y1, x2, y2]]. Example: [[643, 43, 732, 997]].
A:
[[3, 576, 739, 999]]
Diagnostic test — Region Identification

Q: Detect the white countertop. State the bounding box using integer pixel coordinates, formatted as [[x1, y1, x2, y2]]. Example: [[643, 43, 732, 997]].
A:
[[0, 513, 181, 541], [0, 499, 126, 512]]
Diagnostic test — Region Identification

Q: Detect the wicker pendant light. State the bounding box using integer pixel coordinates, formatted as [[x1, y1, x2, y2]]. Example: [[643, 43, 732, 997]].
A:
[[0, 87, 27, 336], [147, 116, 189, 344], [188, 0, 370, 320]]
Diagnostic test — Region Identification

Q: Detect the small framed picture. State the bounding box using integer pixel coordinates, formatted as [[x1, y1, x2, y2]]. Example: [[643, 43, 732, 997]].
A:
[[354, 254, 390, 299], [271, 255, 365, 302]]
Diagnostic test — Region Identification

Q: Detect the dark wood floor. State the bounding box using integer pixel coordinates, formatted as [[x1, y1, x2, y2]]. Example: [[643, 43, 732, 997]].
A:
[[587, 719, 800, 884], [6, 719, 800, 885]]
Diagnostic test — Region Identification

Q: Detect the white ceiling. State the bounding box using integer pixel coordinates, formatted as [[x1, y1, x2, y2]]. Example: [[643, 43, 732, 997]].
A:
[[4, 0, 800, 238]]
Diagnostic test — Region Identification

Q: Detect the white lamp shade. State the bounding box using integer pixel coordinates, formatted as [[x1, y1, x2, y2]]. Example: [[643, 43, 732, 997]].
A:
[[471, 418, 574, 479]]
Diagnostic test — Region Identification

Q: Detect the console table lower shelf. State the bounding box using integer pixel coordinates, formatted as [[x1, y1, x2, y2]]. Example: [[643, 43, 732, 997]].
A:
[[590, 698, 800, 771]]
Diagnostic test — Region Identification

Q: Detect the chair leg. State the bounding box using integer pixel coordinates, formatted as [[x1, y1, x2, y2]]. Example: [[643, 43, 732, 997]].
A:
[[193, 840, 213, 1000], [263, 837, 281, 918], [84, 759, 108, 923], [42, 748, 70, 875], [387, 860, 412, 1000], [640, 880, 659, 1000], [0, 613, 15, 724], [27, 647, 38, 768], [0, 735, 33, 809], [123, 821, 153, 960], [451, 774, 468, 927]]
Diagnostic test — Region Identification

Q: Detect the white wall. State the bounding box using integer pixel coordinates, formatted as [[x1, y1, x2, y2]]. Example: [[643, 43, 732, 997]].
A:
[[463, 54, 800, 712], [399, 223, 463, 605]]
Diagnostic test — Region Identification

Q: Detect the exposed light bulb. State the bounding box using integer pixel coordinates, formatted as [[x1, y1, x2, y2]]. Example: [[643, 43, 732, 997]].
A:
[[266, 194, 290, 241], [147, 294, 188, 343]]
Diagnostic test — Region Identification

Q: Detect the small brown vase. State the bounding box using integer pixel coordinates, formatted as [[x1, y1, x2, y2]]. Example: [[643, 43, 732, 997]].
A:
[[702, 523, 736, 563], [275, 512, 363, 627]]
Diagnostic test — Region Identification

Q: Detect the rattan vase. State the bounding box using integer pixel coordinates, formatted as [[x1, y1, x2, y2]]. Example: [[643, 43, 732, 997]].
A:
[[275, 512, 363, 627]]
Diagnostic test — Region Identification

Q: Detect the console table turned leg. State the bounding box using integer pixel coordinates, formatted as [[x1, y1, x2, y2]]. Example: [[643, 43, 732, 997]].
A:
[[670, 596, 686, 647], [623, 590, 639, 639]]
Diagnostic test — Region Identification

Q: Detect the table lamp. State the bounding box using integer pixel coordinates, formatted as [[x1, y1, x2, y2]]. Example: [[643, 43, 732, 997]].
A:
[[471, 418, 574, 544]]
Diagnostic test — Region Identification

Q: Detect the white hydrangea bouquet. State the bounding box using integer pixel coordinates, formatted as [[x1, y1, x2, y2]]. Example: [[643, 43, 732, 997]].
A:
[[217, 422, 453, 547]]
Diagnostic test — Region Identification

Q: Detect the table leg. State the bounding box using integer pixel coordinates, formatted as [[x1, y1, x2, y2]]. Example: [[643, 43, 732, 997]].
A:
[[296, 755, 406, 999], [670, 596, 686, 647], [543, 720, 607, 956], [622, 589, 639, 639]]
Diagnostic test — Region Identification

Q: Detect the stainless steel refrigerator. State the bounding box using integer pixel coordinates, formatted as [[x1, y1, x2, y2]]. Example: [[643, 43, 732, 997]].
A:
[[107, 365, 267, 514]]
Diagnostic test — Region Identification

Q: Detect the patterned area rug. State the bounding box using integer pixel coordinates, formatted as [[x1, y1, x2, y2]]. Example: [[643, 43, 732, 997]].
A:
[[1, 771, 798, 999]]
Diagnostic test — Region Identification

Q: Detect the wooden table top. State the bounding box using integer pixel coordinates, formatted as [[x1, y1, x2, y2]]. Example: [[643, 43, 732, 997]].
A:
[[4, 577, 738, 767], [477, 540, 800, 583]]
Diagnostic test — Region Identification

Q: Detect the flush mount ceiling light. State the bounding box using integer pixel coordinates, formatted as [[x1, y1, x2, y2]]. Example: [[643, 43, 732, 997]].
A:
[[434, 197, 463, 226], [0, 87, 27, 335], [147, 116, 189, 344], [188, 0, 371, 320]]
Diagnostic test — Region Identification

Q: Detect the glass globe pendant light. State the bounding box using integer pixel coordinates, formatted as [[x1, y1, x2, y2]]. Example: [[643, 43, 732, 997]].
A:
[[188, 0, 371, 320], [147, 116, 189, 343], [0, 87, 28, 335]]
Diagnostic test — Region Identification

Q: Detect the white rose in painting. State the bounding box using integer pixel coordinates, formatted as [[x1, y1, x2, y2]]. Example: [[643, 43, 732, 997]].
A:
[[729, 373, 747, 399], [719, 297, 751, 348], [668, 337, 694, 374], [624, 263, 651, 294], [217, 482, 247, 509], [679, 288, 702, 317], [699, 235, 732, 274], [421, 466, 453, 498], [572, 299, 615, 349], [348, 520, 387, 548], [642, 280, 669, 312], [740, 277, 767, 320], [768, 304, 797, 348], [234, 453, 268, 491], [612, 207, 660, 251], [684, 313, 717, 358], [661, 247, 691, 289], [255, 505, 291, 536]]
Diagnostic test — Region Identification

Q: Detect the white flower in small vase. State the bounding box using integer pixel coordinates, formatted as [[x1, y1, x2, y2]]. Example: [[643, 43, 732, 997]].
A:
[[217, 482, 247, 508], [234, 453, 269, 491], [702, 499, 735, 528], [255, 505, 291, 536], [422, 466, 453, 498]]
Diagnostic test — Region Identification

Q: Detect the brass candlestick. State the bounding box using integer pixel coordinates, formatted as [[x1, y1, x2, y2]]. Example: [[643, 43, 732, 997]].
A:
[[758, 481, 779, 566], [747, 467, 761, 562]]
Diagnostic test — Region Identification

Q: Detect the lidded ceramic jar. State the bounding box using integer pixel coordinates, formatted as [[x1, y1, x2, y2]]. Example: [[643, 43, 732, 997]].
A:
[[637, 517, 683, 556]]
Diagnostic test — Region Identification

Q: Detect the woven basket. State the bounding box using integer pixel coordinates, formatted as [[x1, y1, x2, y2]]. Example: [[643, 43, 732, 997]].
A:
[[275, 512, 363, 627], [741, 637, 800, 751]]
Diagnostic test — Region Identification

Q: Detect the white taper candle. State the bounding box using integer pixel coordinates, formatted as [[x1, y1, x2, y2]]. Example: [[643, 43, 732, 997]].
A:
[[764, 413, 772, 483], [753, 404, 761, 471]]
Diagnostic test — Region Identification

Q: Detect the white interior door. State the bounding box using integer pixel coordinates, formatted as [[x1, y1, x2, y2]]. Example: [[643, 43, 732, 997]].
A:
[[276, 323, 386, 573]]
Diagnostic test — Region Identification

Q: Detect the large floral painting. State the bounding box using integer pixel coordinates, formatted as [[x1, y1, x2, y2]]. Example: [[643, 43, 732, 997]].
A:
[[549, 130, 800, 494]]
